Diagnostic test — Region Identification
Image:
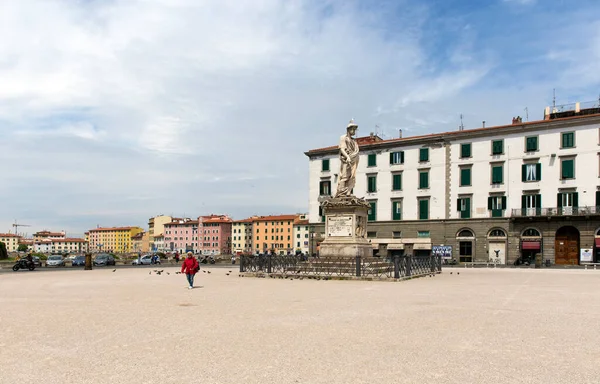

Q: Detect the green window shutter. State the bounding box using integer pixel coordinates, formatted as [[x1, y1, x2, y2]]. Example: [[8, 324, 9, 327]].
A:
[[392, 202, 401, 220], [419, 171, 429, 189], [368, 202, 377, 221], [461, 143, 471, 158], [461, 198, 471, 219], [521, 164, 527, 182], [526, 137, 537, 152], [319, 182, 324, 195], [501, 196, 507, 209], [487, 197, 493, 210], [573, 192, 579, 207], [492, 140, 503, 155], [562, 132, 574, 148], [368, 154, 376, 167], [521, 195, 527, 209], [322, 159, 330, 171], [596, 191, 600, 207], [392, 174, 402, 190], [419, 200, 429, 220], [561, 159, 574, 179], [419, 148, 429, 162], [492, 166, 503, 184], [460, 168, 471, 186], [389, 152, 394, 164], [557, 193, 563, 208], [367, 176, 377, 193], [536, 163, 541, 180], [400, 151, 404, 163], [535, 194, 542, 209], [457, 198, 461, 211]]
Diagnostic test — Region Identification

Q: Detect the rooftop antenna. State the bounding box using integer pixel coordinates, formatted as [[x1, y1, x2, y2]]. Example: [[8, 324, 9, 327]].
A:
[[524, 107, 529, 122], [459, 114, 464, 131], [553, 88, 556, 109]]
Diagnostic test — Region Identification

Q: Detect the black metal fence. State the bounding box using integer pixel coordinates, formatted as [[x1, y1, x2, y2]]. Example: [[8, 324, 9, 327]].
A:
[[240, 254, 442, 279]]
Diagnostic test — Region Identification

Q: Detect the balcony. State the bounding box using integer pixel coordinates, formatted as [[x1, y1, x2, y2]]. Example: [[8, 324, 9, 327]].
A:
[[511, 206, 600, 218]]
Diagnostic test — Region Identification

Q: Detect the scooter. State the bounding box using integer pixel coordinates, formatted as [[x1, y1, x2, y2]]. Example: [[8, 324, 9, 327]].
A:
[[13, 259, 35, 271]]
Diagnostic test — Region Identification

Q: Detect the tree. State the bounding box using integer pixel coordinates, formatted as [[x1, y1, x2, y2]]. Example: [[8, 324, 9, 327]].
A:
[[17, 244, 28, 252], [0, 242, 7, 260]]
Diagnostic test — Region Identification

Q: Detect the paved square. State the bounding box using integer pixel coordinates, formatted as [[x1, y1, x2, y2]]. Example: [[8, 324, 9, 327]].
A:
[[1, 267, 600, 384]]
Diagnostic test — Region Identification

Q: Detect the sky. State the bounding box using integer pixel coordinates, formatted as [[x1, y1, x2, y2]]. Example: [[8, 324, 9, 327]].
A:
[[1, 0, 599, 237]]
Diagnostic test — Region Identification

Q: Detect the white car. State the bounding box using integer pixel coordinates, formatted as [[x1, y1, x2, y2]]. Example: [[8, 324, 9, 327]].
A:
[[132, 255, 153, 265], [46, 255, 65, 267]]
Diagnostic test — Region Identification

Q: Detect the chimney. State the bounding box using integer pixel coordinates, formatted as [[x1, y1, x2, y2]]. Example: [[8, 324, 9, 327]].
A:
[[512, 116, 522, 124], [482, 121, 486, 128], [398, 129, 403, 138]]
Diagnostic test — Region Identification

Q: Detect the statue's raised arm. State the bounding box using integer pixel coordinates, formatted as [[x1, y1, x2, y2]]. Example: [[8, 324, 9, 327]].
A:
[[335, 120, 360, 198]]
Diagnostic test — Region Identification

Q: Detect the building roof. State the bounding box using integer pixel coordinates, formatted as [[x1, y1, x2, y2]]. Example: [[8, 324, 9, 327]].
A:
[[252, 215, 298, 222], [88, 227, 140, 232], [19, 239, 33, 244], [165, 219, 198, 225], [305, 112, 600, 156], [0, 233, 21, 238], [131, 233, 144, 240], [52, 238, 87, 243], [203, 217, 233, 224], [294, 219, 309, 226], [154, 234, 164, 239], [34, 230, 65, 237], [233, 218, 253, 224]]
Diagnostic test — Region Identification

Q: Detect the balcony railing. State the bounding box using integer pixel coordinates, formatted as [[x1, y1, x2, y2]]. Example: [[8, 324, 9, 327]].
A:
[[511, 206, 600, 218]]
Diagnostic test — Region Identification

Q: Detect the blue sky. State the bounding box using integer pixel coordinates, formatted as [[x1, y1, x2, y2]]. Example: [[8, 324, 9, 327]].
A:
[[0, 0, 599, 237]]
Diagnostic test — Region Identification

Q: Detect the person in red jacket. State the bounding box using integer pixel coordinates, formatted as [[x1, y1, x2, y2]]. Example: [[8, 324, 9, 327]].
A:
[[181, 252, 199, 289]]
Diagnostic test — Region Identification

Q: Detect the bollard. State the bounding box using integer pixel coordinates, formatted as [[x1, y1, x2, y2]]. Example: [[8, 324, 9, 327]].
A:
[[239, 256, 245, 273], [393, 255, 400, 279], [84, 253, 92, 270], [355, 255, 361, 277], [406, 255, 412, 277], [267, 254, 272, 274]]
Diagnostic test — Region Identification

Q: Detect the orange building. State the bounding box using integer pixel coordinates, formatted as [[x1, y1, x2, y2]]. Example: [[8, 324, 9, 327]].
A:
[[251, 215, 298, 254]]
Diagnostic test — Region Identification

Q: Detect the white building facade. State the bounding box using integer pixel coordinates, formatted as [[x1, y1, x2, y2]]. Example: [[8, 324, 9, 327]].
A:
[[306, 103, 600, 265], [293, 215, 310, 255], [232, 219, 253, 254]]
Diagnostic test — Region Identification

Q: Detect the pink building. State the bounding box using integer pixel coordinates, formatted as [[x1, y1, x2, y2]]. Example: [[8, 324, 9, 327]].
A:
[[198, 215, 233, 255], [163, 218, 198, 253]]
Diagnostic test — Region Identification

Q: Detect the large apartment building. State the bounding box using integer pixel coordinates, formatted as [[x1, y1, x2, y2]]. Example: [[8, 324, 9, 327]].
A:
[[148, 215, 172, 251], [252, 215, 298, 254], [163, 218, 198, 254], [198, 215, 232, 255], [0, 233, 21, 252], [232, 218, 253, 254], [306, 101, 600, 265], [87, 226, 144, 253], [293, 215, 310, 255]]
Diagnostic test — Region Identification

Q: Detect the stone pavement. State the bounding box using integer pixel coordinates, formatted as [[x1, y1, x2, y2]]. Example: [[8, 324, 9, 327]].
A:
[[1, 267, 599, 384]]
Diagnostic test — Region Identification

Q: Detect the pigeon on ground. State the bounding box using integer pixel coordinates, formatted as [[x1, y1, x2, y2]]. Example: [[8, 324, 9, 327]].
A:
[[229, 271, 232, 273], [112, 269, 116, 272], [450, 272, 452, 274], [226, 273, 230, 276], [149, 272, 151, 275], [207, 271, 211, 274], [167, 272, 170, 275], [457, 272, 460, 275], [203, 270, 206, 273]]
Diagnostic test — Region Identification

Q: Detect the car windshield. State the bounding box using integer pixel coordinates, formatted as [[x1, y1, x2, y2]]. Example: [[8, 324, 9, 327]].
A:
[[96, 255, 108, 259], [48, 256, 62, 260], [74, 256, 85, 260]]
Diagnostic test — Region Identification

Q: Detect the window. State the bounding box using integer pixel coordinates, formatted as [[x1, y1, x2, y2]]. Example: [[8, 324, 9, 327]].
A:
[[522, 228, 541, 237], [392, 173, 402, 191], [367, 231, 377, 238], [365, 175, 377, 193], [367, 154, 377, 167], [457, 197, 471, 219], [557, 192, 578, 213], [561, 132, 575, 148], [390, 151, 404, 165], [419, 171, 429, 189], [491, 165, 503, 184], [525, 136, 538, 152], [488, 196, 507, 218], [318, 206, 325, 223], [419, 148, 429, 162], [522, 163, 541, 182], [322, 159, 330, 171], [392, 200, 402, 220], [417, 231, 430, 238], [460, 143, 471, 158], [418, 199, 429, 220], [489, 229, 506, 238], [368, 201, 377, 221], [460, 167, 471, 186], [521, 194, 542, 216], [561, 159, 575, 179], [319, 180, 331, 196], [492, 140, 503, 155], [459, 241, 473, 262], [392, 231, 402, 239]]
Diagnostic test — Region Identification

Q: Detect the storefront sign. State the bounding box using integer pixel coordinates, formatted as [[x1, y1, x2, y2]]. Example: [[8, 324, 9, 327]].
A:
[[580, 248, 593, 263]]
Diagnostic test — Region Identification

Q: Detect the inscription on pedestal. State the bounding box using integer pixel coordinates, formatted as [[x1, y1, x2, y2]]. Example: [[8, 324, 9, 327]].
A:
[[327, 215, 353, 237]]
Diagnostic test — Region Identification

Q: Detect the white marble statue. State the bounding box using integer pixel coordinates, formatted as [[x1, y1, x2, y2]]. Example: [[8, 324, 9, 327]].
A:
[[335, 120, 360, 198]]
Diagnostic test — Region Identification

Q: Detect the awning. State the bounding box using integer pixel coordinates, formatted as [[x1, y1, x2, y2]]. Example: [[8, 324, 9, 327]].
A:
[[413, 243, 432, 250], [595, 238, 600, 248], [387, 244, 404, 250], [521, 241, 541, 250]]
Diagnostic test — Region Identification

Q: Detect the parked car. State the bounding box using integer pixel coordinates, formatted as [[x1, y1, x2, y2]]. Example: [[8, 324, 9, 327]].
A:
[[93, 253, 116, 266], [72, 255, 86, 267], [132, 255, 153, 265], [46, 255, 65, 267], [30, 256, 42, 268]]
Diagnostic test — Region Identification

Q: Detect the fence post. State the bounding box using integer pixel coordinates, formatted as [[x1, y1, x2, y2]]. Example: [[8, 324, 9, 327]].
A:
[[240, 256, 245, 273], [393, 255, 400, 279], [406, 254, 412, 277], [355, 255, 361, 277], [430, 255, 435, 273], [267, 254, 272, 274]]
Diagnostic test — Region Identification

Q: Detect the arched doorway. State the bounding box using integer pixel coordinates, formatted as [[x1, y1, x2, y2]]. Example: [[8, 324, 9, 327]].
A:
[[555, 226, 580, 265], [487, 228, 507, 264], [518, 228, 542, 265], [457, 229, 474, 263]]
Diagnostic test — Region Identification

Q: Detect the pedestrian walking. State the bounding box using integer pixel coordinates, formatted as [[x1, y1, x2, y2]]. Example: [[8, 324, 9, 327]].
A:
[[181, 251, 199, 289]]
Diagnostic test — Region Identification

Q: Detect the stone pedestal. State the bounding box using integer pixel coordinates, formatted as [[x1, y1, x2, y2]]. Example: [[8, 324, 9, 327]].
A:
[[318, 197, 373, 258]]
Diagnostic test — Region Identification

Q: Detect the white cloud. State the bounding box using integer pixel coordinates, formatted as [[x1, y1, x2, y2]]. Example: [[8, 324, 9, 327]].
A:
[[0, 0, 598, 235]]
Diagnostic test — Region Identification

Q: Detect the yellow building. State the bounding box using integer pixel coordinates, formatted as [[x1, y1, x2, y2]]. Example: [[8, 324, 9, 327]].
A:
[[131, 231, 150, 253], [232, 218, 253, 254], [0, 233, 22, 252], [252, 215, 298, 254], [87, 226, 144, 253], [148, 215, 172, 251]]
